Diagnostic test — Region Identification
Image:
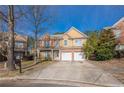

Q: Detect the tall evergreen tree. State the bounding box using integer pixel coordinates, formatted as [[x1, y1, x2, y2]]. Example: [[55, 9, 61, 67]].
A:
[[96, 29, 116, 61]]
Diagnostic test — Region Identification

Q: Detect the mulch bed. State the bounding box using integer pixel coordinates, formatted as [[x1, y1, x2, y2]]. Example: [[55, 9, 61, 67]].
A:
[[0, 62, 5, 70]]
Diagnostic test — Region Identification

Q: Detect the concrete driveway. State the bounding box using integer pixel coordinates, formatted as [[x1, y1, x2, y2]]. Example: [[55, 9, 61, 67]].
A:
[[15, 61, 123, 87]]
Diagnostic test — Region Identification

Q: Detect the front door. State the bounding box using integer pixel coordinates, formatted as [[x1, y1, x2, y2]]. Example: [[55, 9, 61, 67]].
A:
[[54, 50, 59, 60]]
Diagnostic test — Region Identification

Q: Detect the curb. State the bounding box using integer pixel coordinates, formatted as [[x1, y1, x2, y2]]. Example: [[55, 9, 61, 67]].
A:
[[0, 78, 119, 87]]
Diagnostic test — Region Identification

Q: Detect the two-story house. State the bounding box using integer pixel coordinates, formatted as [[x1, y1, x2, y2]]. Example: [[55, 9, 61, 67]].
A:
[[38, 27, 88, 62]]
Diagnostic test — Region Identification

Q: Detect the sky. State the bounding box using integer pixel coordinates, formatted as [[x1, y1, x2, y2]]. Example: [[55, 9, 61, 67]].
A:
[[3, 5, 124, 36]]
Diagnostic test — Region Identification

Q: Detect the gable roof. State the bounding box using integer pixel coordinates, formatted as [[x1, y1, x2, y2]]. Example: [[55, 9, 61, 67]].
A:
[[112, 17, 124, 28], [63, 26, 88, 38], [111, 17, 124, 44], [39, 34, 63, 40], [39, 26, 88, 40], [0, 31, 28, 42], [15, 34, 28, 42]]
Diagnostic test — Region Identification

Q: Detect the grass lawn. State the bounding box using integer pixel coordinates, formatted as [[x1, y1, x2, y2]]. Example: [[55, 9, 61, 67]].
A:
[[0, 60, 53, 78], [88, 58, 124, 83]]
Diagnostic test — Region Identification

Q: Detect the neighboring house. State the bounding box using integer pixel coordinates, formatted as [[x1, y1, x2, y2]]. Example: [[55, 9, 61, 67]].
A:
[[105, 17, 124, 50], [0, 32, 8, 61], [14, 34, 28, 58], [0, 31, 28, 60], [38, 27, 88, 62]]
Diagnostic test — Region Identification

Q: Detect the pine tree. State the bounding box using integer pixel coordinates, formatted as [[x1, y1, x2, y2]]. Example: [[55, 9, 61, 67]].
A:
[[96, 29, 116, 61]]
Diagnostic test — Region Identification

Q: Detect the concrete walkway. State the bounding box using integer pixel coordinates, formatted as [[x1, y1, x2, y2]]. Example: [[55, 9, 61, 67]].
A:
[[14, 61, 124, 87]]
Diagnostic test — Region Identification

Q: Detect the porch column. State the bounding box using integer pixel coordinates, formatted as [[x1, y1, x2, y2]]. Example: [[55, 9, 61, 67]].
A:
[[51, 49, 54, 61], [60, 49, 61, 61], [37, 49, 40, 58]]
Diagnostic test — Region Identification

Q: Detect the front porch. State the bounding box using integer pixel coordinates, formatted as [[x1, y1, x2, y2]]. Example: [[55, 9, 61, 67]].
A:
[[39, 49, 60, 61]]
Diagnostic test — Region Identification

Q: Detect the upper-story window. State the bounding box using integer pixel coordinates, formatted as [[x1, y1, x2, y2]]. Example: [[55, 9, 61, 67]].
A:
[[45, 41, 50, 48], [113, 30, 121, 38], [15, 42, 24, 48], [115, 31, 121, 38], [75, 39, 82, 46], [64, 40, 67, 46], [55, 41, 59, 48]]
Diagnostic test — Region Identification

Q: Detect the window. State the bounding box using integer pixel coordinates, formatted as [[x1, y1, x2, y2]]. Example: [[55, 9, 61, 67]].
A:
[[15, 42, 24, 48], [115, 31, 121, 38], [55, 41, 59, 48], [64, 40, 67, 46], [114, 30, 121, 38], [45, 41, 50, 48], [75, 39, 82, 46]]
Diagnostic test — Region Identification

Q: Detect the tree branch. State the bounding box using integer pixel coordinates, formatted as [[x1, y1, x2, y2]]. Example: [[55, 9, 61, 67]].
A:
[[14, 12, 25, 20], [0, 11, 8, 23]]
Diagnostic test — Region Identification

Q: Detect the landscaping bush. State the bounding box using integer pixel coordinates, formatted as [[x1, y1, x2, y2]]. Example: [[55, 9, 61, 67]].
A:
[[96, 48, 114, 61], [45, 56, 52, 61], [23, 55, 34, 61], [0, 54, 7, 62]]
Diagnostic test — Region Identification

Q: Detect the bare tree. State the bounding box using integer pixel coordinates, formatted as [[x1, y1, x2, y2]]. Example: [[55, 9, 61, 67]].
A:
[[0, 5, 25, 71], [25, 6, 53, 63], [7, 6, 16, 70], [0, 5, 54, 70], [0, 6, 15, 70]]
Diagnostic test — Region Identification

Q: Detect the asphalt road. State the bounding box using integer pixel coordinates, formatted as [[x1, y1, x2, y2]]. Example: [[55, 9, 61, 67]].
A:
[[0, 80, 73, 87]]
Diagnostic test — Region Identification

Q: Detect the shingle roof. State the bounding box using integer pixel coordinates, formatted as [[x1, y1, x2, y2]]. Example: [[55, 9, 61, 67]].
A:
[[63, 26, 88, 38], [39, 26, 88, 40], [15, 34, 28, 42], [50, 34, 63, 39], [39, 34, 63, 40], [112, 17, 124, 27], [0, 31, 28, 42]]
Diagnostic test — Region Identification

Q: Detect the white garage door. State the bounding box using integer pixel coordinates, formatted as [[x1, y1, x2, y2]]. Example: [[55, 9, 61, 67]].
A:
[[74, 52, 85, 61], [61, 52, 72, 61]]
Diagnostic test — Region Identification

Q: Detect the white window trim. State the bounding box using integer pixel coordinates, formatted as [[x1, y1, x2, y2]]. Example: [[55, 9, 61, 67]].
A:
[[75, 39, 82, 46], [64, 40, 68, 46]]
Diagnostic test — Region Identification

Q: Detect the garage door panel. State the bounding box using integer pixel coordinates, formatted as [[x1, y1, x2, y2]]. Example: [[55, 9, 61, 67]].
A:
[[61, 52, 72, 61]]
